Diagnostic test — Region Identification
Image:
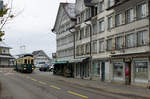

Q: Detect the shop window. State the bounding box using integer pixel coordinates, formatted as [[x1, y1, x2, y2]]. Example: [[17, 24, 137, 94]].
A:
[[113, 62, 124, 80], [134, 61, 148, 80], [93, 61, 100, 76]]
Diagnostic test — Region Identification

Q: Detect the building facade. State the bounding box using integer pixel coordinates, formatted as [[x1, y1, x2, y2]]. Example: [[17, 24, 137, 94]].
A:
[[107, 0, 150, 86], [0, 42, 14, 67], [52, 0, 150, 87], [52, 3, 76, 76], [32, 50, 51, 67]]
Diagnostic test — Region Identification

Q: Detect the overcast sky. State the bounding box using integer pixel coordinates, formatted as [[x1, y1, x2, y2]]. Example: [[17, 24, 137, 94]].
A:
[[3, 0, 75, 57]]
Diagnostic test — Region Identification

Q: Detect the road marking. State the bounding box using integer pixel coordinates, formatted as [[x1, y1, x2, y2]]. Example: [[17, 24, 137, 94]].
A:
[[49, 85, 61, 90], [67, 91, 88, 98], [38, 81, 47, 85], [31, 79, 37, 82]]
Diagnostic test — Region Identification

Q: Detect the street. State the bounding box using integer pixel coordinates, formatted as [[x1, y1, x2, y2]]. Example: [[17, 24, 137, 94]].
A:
[[0, 68, 143, 99]]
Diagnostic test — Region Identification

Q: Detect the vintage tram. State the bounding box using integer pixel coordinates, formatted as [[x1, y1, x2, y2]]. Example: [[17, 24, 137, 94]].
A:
[[14, 54, 35, 73]]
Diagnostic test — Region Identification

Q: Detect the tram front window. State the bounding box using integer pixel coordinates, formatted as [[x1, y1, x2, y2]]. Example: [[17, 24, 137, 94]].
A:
[[24, 59, 27, 64]]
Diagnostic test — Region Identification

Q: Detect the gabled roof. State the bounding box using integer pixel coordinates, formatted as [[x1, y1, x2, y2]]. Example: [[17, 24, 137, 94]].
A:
[[32, 50, 50, 60], [52, 2, 76, 32]]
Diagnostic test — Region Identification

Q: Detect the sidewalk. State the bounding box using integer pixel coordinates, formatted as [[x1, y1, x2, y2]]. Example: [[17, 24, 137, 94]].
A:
[[49, 75, 150, 98]]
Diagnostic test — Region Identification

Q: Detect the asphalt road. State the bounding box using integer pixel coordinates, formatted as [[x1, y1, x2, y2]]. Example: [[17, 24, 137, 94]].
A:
[[0, 68, 132, 99]]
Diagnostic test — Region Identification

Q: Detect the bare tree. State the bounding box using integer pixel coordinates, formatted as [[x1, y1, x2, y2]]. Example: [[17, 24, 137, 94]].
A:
[[0, 0, 14, 41]]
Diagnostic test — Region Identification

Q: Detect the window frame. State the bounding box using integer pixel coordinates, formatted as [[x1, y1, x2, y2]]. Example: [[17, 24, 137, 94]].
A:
[[98, 18, 105, 32], [115, 36, 123, 50], [136, 2, 147, 19], [107, 39, 113, 51], [108, 15, 113, 30], [99, 40, 105, 53], [137, 30, 147, 46]]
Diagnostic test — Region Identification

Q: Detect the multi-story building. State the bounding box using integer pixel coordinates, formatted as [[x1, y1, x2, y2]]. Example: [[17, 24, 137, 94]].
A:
[[0, 41, 14, 67], [107, 0, 150, 86], [74, 0, 98, 79], [52, 3, 76, 76], [53, 0, 150, 87], [32, 50, 51, 67], [74, 0, 114, 81]]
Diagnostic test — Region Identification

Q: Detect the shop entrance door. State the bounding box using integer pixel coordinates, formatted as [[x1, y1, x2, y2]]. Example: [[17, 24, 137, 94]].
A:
[[125, 62, 131, 85], [101, 62, 105, 81]]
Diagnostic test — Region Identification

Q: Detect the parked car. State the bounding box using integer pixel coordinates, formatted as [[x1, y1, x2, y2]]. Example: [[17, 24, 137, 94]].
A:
[[39, 64, 49, 72]]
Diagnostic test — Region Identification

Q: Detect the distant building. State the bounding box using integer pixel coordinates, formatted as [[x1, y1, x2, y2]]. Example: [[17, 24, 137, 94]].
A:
[[0, 42, 14, 67], [32, 50, 51, 67]]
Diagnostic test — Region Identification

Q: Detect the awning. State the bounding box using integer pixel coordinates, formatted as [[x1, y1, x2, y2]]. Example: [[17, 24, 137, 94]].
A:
[[52, 61, 68, 65], [69, 57, 90, 63]]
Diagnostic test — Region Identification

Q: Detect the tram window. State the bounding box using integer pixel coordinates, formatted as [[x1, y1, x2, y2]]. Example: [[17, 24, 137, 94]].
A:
[[24, 59, 27, 64], [28, 60, 30, 64], [31, 60, 34, 64]]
